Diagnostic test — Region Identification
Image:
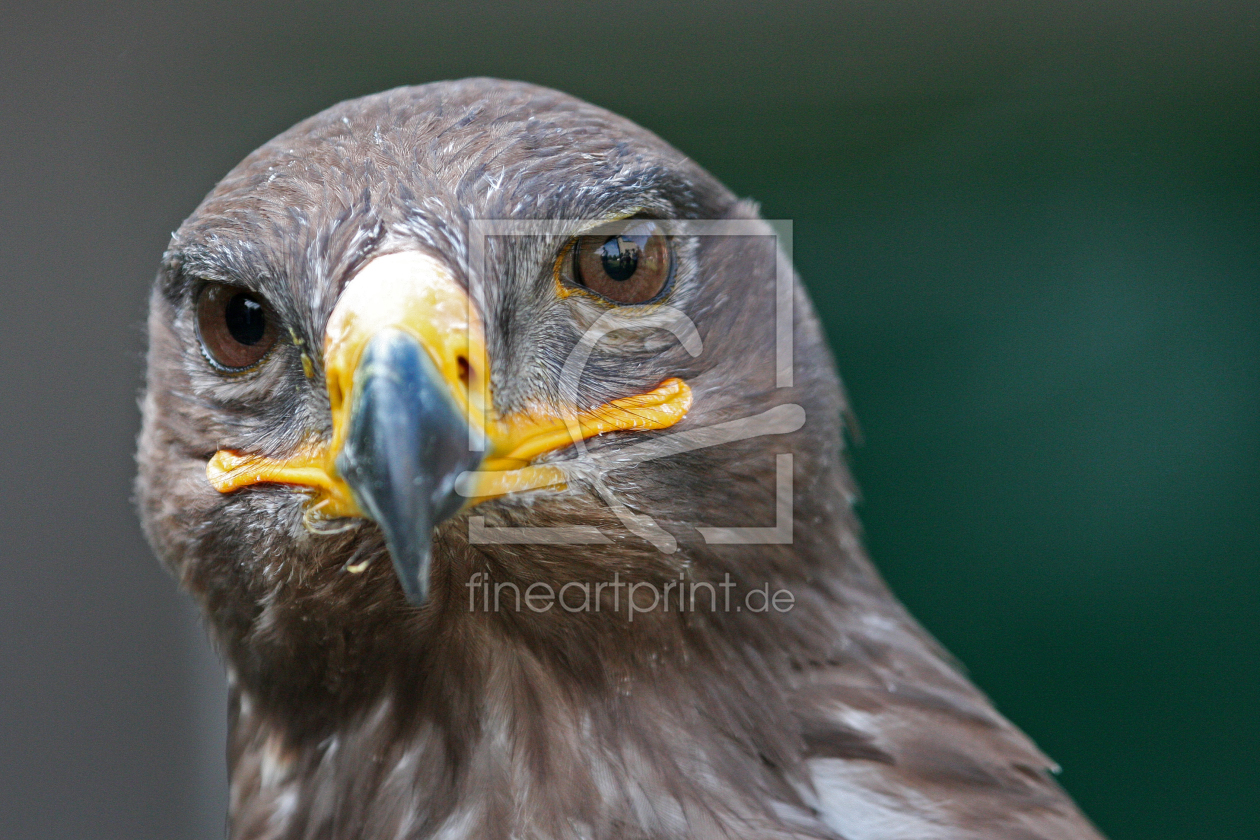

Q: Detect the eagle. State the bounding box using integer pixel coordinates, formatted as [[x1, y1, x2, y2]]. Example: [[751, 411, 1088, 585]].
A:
[[137, 78, 1103, 840]]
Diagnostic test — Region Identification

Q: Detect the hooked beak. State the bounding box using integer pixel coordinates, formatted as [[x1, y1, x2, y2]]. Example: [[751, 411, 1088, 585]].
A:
[[333, 327, 478, 601], [206, 251, 691, 605]]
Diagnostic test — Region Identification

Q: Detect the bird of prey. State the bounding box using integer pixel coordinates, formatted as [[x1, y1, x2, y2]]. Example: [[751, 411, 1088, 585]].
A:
[[137, 78, 1103, 840]]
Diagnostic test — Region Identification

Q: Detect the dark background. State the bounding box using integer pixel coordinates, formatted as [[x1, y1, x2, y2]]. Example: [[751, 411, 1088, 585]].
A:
[[1, 1, 1256, 838]]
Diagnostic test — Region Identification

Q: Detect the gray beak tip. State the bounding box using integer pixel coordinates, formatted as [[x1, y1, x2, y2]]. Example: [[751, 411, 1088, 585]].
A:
[[395, 545, 432, 606]]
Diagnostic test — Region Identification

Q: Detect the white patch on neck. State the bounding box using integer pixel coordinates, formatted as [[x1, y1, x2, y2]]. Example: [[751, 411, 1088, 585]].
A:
[[807, 759, 946, 840], [259, 733, 295, 790]]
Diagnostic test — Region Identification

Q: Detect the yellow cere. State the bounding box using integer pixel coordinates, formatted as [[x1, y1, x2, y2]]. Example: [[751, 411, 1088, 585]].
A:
[[206, 250, 693, 518]]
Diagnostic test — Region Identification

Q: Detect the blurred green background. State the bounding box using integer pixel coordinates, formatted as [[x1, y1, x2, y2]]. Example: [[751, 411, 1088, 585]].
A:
[[0, 2, 1255, 838]]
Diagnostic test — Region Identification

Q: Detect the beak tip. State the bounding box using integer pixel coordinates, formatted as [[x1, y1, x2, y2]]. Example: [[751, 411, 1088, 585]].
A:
[[397, 565, 431, 606]]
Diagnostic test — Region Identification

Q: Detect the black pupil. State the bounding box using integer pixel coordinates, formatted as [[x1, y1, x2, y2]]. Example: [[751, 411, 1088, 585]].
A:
[[225, 293, 267, 345], [598, 235, 643, 282]]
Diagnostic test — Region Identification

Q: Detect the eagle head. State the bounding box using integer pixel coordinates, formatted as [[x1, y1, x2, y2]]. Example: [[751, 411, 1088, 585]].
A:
[[135, 79, 1099, 840]]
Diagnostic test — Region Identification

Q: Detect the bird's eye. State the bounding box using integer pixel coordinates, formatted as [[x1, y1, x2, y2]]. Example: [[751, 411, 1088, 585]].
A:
[[195, 283, 278, 371], [571, 220, 672, 304]]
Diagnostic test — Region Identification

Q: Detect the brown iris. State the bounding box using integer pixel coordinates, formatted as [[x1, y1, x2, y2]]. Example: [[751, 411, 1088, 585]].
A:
[[572, 219, 672, 304], [195, 282, 278, 371]]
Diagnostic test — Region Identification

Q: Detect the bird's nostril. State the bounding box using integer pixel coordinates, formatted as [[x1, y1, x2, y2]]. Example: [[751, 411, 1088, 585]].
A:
[[456, 356, 471, 386]]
